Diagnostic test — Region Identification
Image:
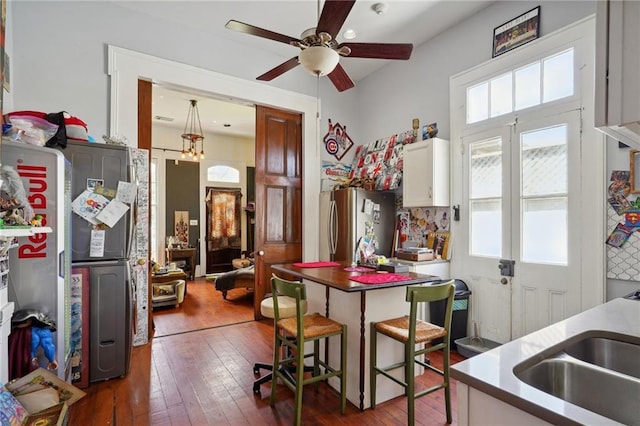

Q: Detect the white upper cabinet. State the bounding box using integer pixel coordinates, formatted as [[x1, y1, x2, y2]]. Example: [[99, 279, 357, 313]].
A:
[[595, 0, 640, 148], [402, 138, 450, 207]]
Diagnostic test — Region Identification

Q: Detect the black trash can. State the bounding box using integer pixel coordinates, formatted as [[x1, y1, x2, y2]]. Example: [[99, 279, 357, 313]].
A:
[[429, 279, 471, 350]]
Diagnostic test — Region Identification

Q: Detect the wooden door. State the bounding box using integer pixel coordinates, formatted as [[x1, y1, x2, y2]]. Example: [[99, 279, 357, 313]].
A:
[[254, 106, 303, 319]]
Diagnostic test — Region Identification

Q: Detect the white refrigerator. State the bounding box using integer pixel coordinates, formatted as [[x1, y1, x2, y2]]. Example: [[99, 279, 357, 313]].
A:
[[2, 140, 72, 381]]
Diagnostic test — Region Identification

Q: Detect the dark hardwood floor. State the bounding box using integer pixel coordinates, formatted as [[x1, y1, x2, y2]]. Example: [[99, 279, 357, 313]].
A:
[[69, 278, 466, 425]]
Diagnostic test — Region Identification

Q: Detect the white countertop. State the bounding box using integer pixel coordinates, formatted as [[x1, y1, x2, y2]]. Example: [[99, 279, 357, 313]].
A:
[[451, 296, 640, 425]]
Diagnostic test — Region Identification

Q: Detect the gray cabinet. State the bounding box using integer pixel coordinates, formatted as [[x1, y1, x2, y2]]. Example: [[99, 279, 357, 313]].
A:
[[595, 0, 640, 147], [75, 261, 132, 382]]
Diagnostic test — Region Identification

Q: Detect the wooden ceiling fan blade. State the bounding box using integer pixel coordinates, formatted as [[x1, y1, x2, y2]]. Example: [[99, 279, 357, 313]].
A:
[[317, 0, 356, 38], [225, 20, 301, 46], [257, 57, 300, 81], [340, 42, 414, 60], [328, 63, 355, 92]]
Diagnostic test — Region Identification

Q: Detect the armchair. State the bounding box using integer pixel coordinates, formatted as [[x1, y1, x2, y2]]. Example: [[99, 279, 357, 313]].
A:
[[152, 279, 186, 309]]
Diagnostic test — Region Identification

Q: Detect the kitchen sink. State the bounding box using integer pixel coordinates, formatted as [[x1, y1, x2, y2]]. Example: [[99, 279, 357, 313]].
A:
[[514, 331, 640, 425], [564, 335, 640, 379]]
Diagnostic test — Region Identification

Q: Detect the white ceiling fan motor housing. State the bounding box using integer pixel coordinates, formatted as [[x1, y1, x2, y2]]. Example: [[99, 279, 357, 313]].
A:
[[299, 46, 339, 76]]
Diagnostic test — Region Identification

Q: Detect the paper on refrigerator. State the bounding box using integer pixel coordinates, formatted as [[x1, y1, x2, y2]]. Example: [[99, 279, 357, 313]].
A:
[[96, 199, 129, 228], [116, 181, 137, 204], [71, 189, 109, 225]]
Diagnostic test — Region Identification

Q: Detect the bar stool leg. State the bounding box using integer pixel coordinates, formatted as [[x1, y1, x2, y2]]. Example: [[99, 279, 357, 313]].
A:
[[406, 340, 416, 425], [294, 337, 305, 426], [369, 322, 377, 409], [340, 324, 347, 414]]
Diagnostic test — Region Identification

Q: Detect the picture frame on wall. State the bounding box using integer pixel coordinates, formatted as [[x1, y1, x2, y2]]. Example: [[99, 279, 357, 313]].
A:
[[493, 6, 540, 57], [174, 210, 189, 245], [631, 150, 640, 194], [0, 0, 6, 118]]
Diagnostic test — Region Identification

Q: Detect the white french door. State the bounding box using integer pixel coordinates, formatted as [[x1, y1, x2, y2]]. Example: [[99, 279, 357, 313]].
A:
[[461, 109, 582, 342], [451, 17, 605, 344], [511, 111, 583, 337]]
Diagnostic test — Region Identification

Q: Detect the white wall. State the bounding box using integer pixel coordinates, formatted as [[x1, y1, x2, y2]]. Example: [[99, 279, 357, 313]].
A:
[[355, 1, 597, 143], [2, 0, 13, 112], [9, 1, 595, 162], [152, 123, 255, 162], [10, 1, 359, 153]]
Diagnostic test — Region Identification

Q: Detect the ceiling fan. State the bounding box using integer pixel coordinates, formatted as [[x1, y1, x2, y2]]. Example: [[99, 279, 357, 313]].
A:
[[225, 0, 413, 92]]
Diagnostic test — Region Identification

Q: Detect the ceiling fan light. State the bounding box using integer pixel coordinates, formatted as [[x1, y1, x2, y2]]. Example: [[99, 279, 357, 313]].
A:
[[299, 46, 339, 76]]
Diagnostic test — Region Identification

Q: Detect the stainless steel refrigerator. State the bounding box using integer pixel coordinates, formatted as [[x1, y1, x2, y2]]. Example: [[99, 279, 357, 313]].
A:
[[58, 141, 133, 382], [319, 188, 397, 263]]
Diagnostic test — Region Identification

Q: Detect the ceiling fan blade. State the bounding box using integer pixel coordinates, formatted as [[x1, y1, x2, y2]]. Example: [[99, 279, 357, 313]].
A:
[[317, 0, 356, 38], [340, 42, 414, 60], [328, 63, 355, 92], [225, 20, 301, 46], [256, 57, 300, 81]]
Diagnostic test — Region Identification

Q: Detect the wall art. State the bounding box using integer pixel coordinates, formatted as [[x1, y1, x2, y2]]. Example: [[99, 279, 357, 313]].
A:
[[324, 119, 353, 161], [493, 6, 540, 57]]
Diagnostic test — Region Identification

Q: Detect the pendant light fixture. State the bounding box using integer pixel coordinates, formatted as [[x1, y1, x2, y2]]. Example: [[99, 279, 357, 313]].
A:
[[181, 99, 205, 160]]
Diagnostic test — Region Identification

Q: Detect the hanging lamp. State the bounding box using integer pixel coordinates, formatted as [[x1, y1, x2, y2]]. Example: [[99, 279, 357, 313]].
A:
[[181, 99, 205, 160]]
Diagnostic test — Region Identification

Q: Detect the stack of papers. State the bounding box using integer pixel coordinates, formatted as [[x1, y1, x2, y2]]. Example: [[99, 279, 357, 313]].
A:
[[398, 247, 433, 254]]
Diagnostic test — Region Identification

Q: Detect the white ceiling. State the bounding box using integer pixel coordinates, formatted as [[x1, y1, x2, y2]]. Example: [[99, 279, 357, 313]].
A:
[[141, 0, 494, 138]]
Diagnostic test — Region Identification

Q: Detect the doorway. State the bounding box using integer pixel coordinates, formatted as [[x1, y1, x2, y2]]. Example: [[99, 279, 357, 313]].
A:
[[110, 45, 321, 345], [449, 18, 605, 344], [149, 87, 257, 335], [205, 186, 242, 273]]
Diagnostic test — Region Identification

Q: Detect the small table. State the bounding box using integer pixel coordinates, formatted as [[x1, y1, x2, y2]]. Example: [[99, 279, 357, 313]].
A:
[[166, 247, 197, 280]]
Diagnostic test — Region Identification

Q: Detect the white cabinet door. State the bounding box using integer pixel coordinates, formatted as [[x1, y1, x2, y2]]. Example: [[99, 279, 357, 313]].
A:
[[411, 262, 450, 279], [595, 0, 640, 147], [402, 138, 450, 207], [394, 260, 450, 280]]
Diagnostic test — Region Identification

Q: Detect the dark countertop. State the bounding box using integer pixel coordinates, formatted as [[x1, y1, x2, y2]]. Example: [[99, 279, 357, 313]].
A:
[[451, 296, 640, 425], [271, 261, 441, 292]]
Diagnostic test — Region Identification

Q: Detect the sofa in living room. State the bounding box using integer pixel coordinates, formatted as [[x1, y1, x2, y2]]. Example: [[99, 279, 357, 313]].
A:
[[206, 257, 255, 299]]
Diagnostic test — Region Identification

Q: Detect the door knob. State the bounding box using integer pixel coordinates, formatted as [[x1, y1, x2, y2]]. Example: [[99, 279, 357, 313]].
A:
[[500, 277, 508, 285], [257, 250, 265, 256]]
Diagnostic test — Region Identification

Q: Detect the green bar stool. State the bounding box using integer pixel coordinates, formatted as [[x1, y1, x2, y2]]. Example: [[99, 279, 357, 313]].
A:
[[269, 274, 347, 426], [370, 280, 455, 425]]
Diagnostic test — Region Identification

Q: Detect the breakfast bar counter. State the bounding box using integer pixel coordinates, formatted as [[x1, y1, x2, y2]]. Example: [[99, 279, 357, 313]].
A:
[[272, 261, 441, 410]]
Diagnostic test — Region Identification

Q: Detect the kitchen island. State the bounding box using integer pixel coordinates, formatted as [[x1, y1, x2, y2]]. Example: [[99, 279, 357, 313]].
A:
[[272, 262, 441, 411], [451, 294, 640, 425]]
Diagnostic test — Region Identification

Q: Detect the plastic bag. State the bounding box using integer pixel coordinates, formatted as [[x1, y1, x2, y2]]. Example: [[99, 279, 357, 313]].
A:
[[6, 115, 59, 146]]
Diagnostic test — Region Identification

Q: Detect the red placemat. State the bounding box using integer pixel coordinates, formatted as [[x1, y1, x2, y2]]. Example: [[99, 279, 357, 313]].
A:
[[349, 273, 412, 284], [292, 261, 341, 268]]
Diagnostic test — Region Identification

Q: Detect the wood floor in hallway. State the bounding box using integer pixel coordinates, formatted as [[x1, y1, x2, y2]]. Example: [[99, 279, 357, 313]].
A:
[[69, 278, 466, 425]]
